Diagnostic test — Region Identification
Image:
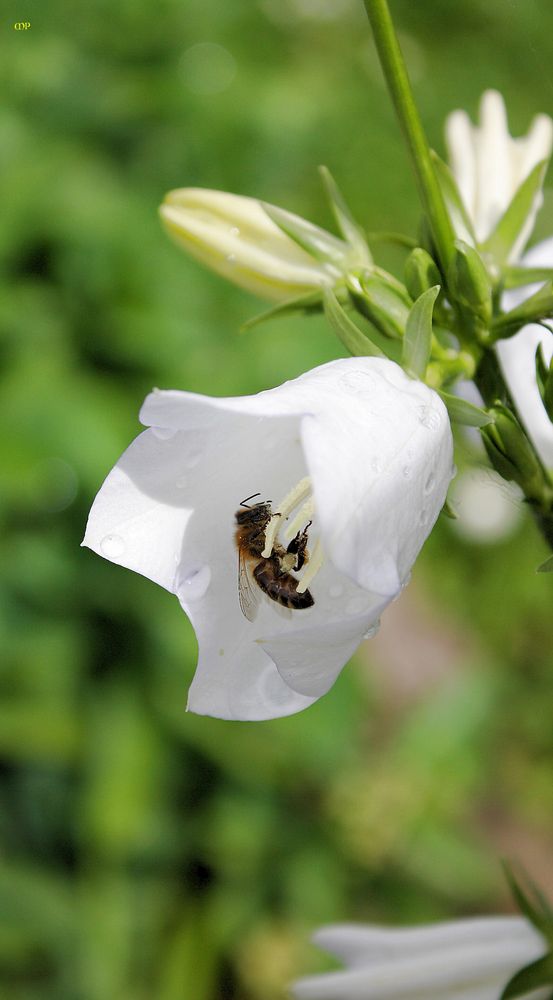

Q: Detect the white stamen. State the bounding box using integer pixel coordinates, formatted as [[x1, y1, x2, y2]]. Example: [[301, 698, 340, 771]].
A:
[[284, 497, 315, 542], [261, 475, 312, 557], [296, 537, 324, 594]]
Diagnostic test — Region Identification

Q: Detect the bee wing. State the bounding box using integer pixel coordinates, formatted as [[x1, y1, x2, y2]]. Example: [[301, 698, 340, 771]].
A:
[[238, 550, 260, 622]]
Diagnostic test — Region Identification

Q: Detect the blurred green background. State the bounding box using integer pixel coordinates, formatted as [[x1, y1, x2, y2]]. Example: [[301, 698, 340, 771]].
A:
[[2, 0, 553, 997]]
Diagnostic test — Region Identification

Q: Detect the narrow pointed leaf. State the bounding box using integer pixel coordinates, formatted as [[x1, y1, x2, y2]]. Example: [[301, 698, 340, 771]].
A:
[[492, 281, 553, 338], [438, 391, 492, 427], [536, 343, 549, 398], [318, 165, 371, 260], [504, 266, 553, 290], [241, 290, 323, 331], [503, 861, 553, 942], [430, 150, 476, 243], [501, 953, 553, 1000], [323, 289, 386, 357], [262, 203, 347, 266], [482, 160, 548, 265], [538, 555, 553, 572], [402, 286, 439, 378]]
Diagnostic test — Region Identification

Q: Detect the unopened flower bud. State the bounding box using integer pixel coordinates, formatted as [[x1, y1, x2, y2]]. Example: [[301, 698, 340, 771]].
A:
[[449, 240, 492, 325], [405, 247, 442, 301]]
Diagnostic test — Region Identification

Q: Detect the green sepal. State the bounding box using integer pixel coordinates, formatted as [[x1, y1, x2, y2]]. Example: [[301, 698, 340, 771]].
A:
[[536, 342, 549, 397], [240, 290, 324, 331], [354, 271, 411, 340], [503, 266, 553, 290], [482, 404, 543, 495], [430, 150, 476, 245], [323, 288, 386, 358], [402, 286, 439, 378], [262, 202, 348, 266], [365, 231, 417, 249], [319, 166, 371, 261], [438, 391, 492, 427], [503, 861, 553, 944], [441, 498, 458, 519], [537, 554, 553, 573], [501, 954, 553, 1000], [492, 281, 553, 339], [482, 160, 548, 266], [449, 240, 493, 323], [404, 247, 442, 301]]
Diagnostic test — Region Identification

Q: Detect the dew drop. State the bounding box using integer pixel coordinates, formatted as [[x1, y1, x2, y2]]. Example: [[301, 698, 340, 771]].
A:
[[339, 370, 374, 392], [402, 465, 411, 479], [419, 508, 429, 526], [185, 450, 203, 470], [176, 565, 211, 604], [151, 426, 177, 440], [371, 457, 381, 474], [424, 472, 435, 494], [175, 474, 187, 489], [100, 534, 125, 559], [363, 619, 381, 640], [229, 226, 240, 237], [226, 253, 237, 264], [418, 405, 441, 431], [329, 582, 344, 598]]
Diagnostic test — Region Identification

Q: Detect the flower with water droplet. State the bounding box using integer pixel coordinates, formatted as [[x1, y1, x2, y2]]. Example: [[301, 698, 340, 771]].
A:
[[292, 915, 546, 1000], [83, 357, 453, 720], [446, 90, 553, 258], [159, 188, 370, 303]]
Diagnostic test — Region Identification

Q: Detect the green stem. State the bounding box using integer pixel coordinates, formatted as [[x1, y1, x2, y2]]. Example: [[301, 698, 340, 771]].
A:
[[362, 0, 454, 276]]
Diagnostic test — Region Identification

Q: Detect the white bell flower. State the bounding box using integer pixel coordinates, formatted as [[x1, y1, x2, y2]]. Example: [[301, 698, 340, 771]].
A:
[[83, 358, 453, 721], [160, 188, 367, 303], [445, 90, 553, 255], [496, 237, 553, 470], [292, 916, 547, 1000]]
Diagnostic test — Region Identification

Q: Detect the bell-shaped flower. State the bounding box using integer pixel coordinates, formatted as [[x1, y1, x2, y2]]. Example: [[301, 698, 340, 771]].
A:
[[83, 357, 453, 721], [445, 90, 553, 259], [159, 188, 370, 303], [292, 916, 547, 1000], [496, 237, 553, 470]]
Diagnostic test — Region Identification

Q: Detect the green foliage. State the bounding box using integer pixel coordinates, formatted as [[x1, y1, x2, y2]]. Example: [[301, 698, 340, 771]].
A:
[[2, 2, 553, 999]]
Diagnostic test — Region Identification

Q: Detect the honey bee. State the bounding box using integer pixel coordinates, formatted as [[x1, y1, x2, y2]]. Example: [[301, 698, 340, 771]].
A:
[[235, 493, 315, 621]]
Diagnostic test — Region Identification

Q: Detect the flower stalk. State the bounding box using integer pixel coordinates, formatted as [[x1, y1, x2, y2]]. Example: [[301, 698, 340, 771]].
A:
[[361, 0, 455, 276]]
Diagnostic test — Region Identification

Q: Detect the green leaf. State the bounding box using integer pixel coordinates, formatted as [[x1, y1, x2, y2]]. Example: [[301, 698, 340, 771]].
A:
[[501, 953, 553, 1000], [262, 202, 348, 266], [319, 165, 371, 260], [240, 290, 323, 331], [430, 150, 476, 244], [503, 266, 553, 289], [503, 861, 553, 944], [356, 271, 411, 340], [538, 554, 553, 573], [492, 281, 553, 338], [365, 231, 418, 249], [536, 342, 549, 398], [323, 288, 386, 357], [402, 286, 439, 378], [482, 160, 548, 265], [438, 390, 492, 427]]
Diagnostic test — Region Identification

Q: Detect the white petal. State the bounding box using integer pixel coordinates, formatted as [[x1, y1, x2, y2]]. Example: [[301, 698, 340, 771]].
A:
[[473, 91, 512, 241], [497, 236, 553, 468], [311, 917, 539, 966], [292, 921, 545, 1000], [445, 109, 477, 223]]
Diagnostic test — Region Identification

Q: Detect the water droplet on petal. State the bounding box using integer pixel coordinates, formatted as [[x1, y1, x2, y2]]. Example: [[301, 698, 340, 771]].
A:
[[418, 405, 441, 431], [151, 426, 176, 440], [402, 465, 411, 478], [363, 619, 381, 640], [371, 457, 381, 474], [424, 472, 435, 494], [229, 226, 240, 237], [339, 370, 375, 392], [329, 582, 344, 598], [100, 534, 125, 559], [419, 508, 429, 526], [176, 565, 211, 604]]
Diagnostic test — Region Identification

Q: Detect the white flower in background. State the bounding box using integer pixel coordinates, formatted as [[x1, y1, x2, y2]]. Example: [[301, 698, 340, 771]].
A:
[[83, 358, 453, 721], [451, 467, 523, 544], [497, 238, 553, 470], [292, 916, 547, 1000], [160, 188, 369, 303], [445, 89, 553, 256]]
